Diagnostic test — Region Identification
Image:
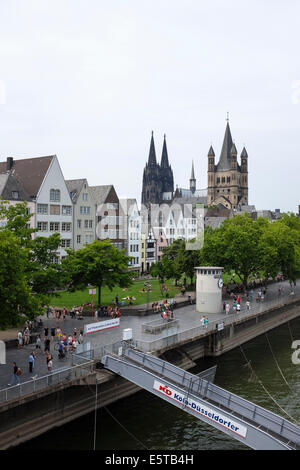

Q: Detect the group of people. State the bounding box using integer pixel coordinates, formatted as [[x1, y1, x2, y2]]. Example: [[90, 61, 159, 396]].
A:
[[223, 293, 252, 315], [152, 298, 176, 316], [95, 305, 121, 319]]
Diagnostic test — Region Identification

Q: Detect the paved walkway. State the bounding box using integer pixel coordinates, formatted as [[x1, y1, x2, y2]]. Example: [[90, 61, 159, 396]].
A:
[[0, 280, 299, 391]]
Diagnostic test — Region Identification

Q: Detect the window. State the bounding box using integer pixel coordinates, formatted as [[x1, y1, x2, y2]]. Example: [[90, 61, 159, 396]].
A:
[[77, 219, 81, 228], [77, 235, 81, 244], [82, 193, 88, 201], [37, 222, 48, 231], [50, 205, 60, 215], [222, 177, 225, 183], [227, 177, 231, 183], [89, 220, 93, 228], [217, 177, 220, 184], [62, 205, 72, 215], [80, 206, 90, 215], [107, 203, 118, 210], [37, 204, 48, 214], [12, 191, 19, 199], [50, 189, 60, 202], [62, 222, 71, 232], [49, 222, 60, 231], [84, 220, 89, 228], [61, 239, 71, 248]]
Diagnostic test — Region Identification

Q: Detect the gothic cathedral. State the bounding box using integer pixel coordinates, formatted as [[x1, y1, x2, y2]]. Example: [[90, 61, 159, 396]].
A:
[[141, 132, 174, 207], [141, 120, 249, 211]]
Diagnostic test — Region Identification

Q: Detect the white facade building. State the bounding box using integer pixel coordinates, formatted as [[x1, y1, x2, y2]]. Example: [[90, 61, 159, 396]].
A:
[[66, 179, 96, 250], [120, 198, 141, 272]]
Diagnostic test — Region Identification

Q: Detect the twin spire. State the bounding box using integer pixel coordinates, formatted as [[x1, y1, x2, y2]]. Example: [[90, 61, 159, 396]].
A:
[[147, 132, 170, 168]]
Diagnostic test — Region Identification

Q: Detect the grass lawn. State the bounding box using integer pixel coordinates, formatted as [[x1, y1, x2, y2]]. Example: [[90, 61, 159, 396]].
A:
[[48, 278, 182, 309]]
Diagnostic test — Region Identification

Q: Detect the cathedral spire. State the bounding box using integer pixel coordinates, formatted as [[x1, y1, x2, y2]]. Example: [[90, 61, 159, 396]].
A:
[[190, 160, 196, 193], [190, 160, 195, 180], [160, 134, 169, 168], [217, 121, 233, 171], [148, 131, 157, 166]]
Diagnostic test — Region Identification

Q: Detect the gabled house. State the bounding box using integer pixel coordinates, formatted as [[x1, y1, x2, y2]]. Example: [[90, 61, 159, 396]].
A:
[[90, 184, 125, 250], [66, 178, 96, 250], [0, 155, 73, 260]]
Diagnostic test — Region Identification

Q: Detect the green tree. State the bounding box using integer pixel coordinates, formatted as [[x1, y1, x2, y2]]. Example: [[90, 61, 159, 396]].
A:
[[0, 200, 37, 247], [161, 238, 186, 285], [0, 230, 38, 328], [150, 257, 174, 283], [28, 233, 65, 301], [259, 218, 300, 283], [62, 240, 133, 306], [201, 213, 265, 289]]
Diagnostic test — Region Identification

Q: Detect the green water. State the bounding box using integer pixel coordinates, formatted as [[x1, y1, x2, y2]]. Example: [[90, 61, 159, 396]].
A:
[[17, 317, 300, 450]]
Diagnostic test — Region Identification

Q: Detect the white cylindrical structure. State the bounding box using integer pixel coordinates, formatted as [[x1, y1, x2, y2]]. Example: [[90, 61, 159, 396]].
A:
[[195, 267, 223, 314]]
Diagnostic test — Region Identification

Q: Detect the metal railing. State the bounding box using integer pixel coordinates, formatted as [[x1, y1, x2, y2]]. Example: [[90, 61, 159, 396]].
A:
[[0, 359, 94, 405]]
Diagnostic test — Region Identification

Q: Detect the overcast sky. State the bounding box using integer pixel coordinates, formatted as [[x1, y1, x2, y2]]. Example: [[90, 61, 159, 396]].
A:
[[0, 0, 299, 212]]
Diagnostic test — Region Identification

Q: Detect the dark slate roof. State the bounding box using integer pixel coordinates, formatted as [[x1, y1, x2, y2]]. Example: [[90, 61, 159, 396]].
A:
[[205, 205, 232, 218], [231, 143, 237, 155], [0, 155, 55, 198], [160, 134, 169, 168], [65, 179, 86, 203], [216, 122, 233, 171], [241, 147, 248, 158], [90, 185, 115, 204], [208, 145, 215, 157]]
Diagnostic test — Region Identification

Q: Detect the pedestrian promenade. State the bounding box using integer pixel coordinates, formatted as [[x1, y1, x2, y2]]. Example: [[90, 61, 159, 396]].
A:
[[0, 280, 299, 391]]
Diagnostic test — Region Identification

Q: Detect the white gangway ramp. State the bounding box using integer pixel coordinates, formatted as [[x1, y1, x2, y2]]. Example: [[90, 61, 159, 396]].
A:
[[101, 348, 300, 450]]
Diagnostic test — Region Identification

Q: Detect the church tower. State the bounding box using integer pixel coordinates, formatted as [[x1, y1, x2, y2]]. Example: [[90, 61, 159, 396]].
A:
[[141, 132, 174, 207], [190, 160, 196, 194], [207, 120, 249, 209]]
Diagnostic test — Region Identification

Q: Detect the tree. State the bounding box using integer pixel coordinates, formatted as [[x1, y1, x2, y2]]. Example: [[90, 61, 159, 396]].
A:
[[62, 240, 133, 306], [0, 230, 38, 328], [259, 218, 300, 283], [150, 257, 174, 283], [0, 200, 37, 247], [28, 233, 65, 301], [201, 213, 265, 289], [161, 239, 186, 285]]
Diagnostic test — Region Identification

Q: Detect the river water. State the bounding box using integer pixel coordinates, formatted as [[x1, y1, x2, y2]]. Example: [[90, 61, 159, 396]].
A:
[[17, 316, 300, 450]]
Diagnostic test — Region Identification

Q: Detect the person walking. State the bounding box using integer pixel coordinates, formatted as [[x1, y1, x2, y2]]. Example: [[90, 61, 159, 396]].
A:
[[236, 303, 241, 314], [50, 326, 56, 342], [204, 317, 209, 329], [233, 301, 237, 312], [8, 362, 21, 386], [44, 326, 49, 338], [24, 327, 30, 345], [35, 335, 42, 353], [225, 303, 230, 315], [17, 330, 23, 349], [246, 300, 250, 310], [28, 352, 35, 373], [44, 336, 50, 354]]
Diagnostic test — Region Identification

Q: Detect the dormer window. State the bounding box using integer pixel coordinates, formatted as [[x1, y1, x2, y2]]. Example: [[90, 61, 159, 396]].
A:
[[12, 191, 19, 199]]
